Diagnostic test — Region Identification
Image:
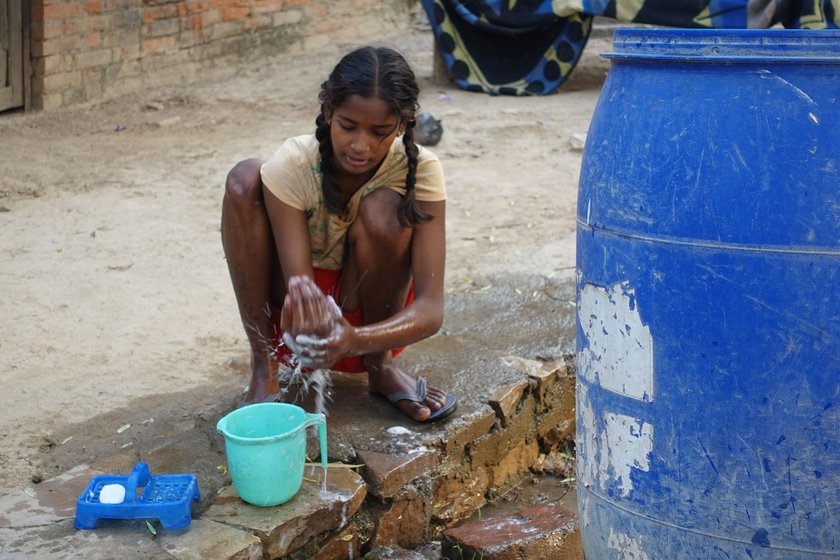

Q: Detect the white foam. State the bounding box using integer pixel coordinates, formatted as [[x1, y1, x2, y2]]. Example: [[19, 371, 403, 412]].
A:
[[386, 426, 413, 436]]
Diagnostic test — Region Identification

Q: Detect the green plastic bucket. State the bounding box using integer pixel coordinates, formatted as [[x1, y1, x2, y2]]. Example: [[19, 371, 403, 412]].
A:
[[216, 403, 327, 507]]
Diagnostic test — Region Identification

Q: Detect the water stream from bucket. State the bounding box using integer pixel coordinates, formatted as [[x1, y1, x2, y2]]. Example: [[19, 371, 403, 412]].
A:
[[284, 365, 330, 492], [272, 333, 334, 492]]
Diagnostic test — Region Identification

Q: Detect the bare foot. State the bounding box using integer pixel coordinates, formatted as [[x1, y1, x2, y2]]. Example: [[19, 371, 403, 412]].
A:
[[367, 363, 449, 422], [243, 352, 281, 404]]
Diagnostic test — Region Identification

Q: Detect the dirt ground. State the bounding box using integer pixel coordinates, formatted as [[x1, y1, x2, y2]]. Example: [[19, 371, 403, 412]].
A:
[[0, 24, 611, 495]]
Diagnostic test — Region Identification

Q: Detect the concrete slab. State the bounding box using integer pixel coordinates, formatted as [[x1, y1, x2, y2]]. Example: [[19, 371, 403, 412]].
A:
[[0, 464, 101, 528], [0, 519, 175, 560], [157, 518, 262, 560]]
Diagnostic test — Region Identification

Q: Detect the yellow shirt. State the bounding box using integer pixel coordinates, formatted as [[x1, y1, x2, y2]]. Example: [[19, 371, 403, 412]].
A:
[[260, 134, 446, 270]]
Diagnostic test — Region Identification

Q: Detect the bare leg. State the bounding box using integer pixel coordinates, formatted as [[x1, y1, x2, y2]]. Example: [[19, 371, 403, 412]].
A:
[[221, 159, 286, 404], [341, 189, 448, 421]]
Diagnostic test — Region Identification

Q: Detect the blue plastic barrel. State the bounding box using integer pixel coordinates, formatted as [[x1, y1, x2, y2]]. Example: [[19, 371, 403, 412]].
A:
[[576, 29, 840, 559]]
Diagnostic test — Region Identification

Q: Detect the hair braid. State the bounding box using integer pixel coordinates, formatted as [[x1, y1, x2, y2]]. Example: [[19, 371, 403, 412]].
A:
[[398, 121, 431, 226], [315, 112, 346, 215]]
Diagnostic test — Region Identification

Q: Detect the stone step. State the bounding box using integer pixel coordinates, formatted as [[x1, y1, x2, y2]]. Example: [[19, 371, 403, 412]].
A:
[[203, 467, 367, 559], [441, 504, 582, 560]]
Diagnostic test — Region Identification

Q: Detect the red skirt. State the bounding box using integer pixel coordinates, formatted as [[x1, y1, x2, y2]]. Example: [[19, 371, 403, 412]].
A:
[[271, 268, 413, 373]]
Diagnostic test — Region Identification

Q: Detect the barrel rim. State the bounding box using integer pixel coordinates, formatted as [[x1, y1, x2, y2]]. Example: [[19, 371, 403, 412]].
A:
[[606, 28, 840, 63]]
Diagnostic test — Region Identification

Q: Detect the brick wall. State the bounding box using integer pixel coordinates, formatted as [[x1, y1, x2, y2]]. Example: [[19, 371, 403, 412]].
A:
[[28, 0, 417, 109]]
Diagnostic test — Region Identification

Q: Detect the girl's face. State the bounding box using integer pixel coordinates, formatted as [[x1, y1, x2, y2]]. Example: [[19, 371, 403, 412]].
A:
[[327, 95, 404, 185]]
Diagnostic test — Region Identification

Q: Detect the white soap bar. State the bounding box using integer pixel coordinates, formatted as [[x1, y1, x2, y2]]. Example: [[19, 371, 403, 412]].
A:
[[99, 483, 126, 504]]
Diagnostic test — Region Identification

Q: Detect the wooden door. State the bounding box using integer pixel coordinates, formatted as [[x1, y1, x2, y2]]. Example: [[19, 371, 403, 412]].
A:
[[1, 0, 24, 112]]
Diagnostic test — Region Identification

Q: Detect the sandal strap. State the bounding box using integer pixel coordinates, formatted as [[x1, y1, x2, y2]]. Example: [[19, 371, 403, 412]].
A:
[[386, 376, 427, 405]]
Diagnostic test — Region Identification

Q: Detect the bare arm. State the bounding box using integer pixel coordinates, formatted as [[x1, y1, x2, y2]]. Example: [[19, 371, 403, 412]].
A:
[[350, 199, 446, 353], [262, 185, 313, 281], [263, 185, 344, 340]]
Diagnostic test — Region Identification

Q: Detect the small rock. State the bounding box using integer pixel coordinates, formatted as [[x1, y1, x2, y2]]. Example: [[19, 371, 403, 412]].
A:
[[414, 112, 443, 146], [569, 132, 587, 152]]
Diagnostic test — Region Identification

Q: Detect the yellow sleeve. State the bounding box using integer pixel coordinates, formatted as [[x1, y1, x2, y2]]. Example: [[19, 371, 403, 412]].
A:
[[413, 145, 446, 202], [260, 137, 311, 211]]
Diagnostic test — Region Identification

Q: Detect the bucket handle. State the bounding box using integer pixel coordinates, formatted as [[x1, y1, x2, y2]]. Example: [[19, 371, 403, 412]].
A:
[[302, 412, 328, 474], [300, 411, 326, 431]]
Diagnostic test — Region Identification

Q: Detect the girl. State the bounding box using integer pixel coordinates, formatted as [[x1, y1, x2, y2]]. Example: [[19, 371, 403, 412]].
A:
[[221, 46, 457, 423]]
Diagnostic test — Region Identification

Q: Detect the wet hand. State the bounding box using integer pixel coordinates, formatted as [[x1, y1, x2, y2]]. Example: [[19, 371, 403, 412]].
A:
[[280, 275, 354, 368], [280, 275, 338, 338]]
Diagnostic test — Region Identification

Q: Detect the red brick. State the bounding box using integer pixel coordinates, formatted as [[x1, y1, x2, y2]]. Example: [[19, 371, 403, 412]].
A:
[[178, 0, 210, 15], [142, 34, 177, 54], [489, 379, 530, 427], [32, 20, 64, 39], [221, 5, 248, 20], [251, 0, 281, 13], [31, 4, 45, 22], [145, 18, 180, 37], [43, 2, 81, 19], [243, 14, 271, 29], [143, 4, 177, 22], [441, 407, 497, 453], [205, 20, 240, 39], [272, 9, 301, 24], [103, 26, 137, 48], [34, 54, 63, 74], [431, 465, 489, 525], [200, 8, 219, 25], [85, 0, 104, 14], [443, 505, 582, 560], [313, 20, 339, 34], [32, 34, 81, 57], [104, 0, 136, 12], [177, 12, 206, 38], [34, 54, 61, 76], [43, 70, 82, 91], [75, 48, 112, 68], [83, 32, 102, 48], [369, 488, 430, 550], [211, 0, 241, 9], [64, 14, 112, 34], [486, 439, 540, 487], [357, 449, 438, 499]]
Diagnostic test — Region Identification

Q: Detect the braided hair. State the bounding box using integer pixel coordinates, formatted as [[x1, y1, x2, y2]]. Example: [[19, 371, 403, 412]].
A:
[[315, 46, 430, 227]]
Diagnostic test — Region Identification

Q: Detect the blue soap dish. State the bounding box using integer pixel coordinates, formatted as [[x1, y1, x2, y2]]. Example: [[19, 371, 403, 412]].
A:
[[74, 462, 200, 530]]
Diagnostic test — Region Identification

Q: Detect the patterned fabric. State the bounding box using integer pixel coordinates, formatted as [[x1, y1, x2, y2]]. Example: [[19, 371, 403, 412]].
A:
[[260, 134, 446, 270], [421, 0, 840, 96]]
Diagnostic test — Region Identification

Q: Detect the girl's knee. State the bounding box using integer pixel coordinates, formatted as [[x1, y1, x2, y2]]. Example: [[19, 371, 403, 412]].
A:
[[353, 189, 409, 242], [225, 158, 264, 200]]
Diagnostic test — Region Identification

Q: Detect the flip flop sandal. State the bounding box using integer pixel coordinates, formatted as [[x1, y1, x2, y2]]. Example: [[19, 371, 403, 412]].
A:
[[375, 376, 458, 423]]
